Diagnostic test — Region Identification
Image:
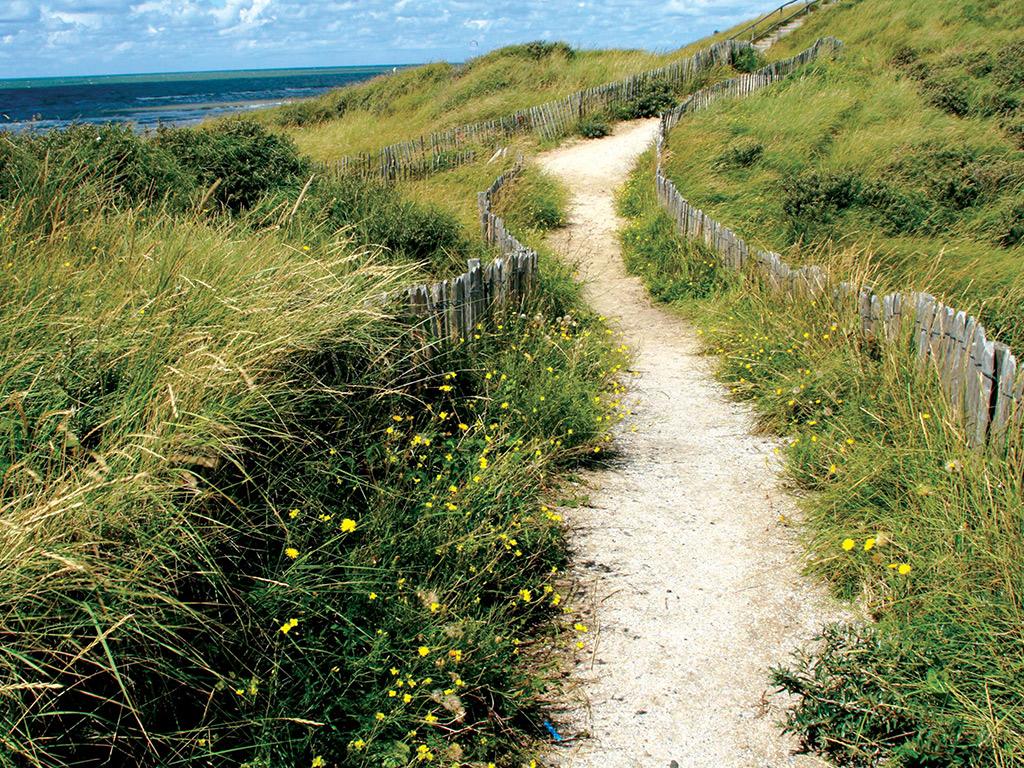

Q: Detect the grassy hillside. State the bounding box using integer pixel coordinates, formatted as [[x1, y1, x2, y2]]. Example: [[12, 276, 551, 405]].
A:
[[254, 34, 751, 161], [0, 113, 626, 765], [660, 0, 1024, 345], [617, 1, 1024, 763]]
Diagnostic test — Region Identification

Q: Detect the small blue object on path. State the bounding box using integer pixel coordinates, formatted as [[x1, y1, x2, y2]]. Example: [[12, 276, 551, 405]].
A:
[[543, 720, 564, 742]]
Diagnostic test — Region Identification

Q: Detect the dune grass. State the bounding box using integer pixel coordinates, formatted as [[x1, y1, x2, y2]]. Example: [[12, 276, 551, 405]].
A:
[[0, 111, 625, 766], [660, 0, 1024, 346], [250, 26, 761, 162], [622, 126, 1024, 763]]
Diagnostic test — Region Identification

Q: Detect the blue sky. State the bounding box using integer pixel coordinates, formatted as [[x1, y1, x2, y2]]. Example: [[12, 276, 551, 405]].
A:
[[0, 1, 773, 78]]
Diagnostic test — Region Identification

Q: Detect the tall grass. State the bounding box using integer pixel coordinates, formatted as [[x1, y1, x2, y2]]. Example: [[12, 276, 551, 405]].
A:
[[620, 148, 1024, 765], [0, 117, 624, 766]]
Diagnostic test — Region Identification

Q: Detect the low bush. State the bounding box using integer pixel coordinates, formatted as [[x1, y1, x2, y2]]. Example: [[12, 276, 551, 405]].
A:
[[921, 73, 971, 116], [714, 138, 764, 169], [486, 41, 575, 62], [0, 124, 192, 215], [998, 201, 1024, 247], [155, 118, 309, 211], [577, 113, 611, 139], [731, 45, 764, 74], [629, 79, 677, 118], [781, 169, 862, 239], [309, 175, 471, 272]]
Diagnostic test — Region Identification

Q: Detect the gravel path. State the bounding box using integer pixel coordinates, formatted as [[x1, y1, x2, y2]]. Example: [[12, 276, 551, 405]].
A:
[[539, 119, 840, 767]]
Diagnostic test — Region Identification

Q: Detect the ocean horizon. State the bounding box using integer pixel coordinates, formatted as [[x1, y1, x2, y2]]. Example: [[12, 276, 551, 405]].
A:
[[0, 64, 411, 132]]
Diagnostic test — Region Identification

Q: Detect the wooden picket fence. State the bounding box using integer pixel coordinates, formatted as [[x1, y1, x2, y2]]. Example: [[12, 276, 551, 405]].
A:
[[321, 38, 750, 182], [387, 155, 537, 345], [654, 37, 1023, 450]]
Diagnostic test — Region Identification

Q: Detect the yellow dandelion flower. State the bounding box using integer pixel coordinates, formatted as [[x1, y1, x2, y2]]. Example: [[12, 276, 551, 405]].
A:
[[280, 618, 298, 634], [841, 538, 855, 551], [864, 538, 876, 551], [284, 547, 299, 559], [418, 646, 430, 657], [340, 518, 357, 533], [519, 588, 532, 602]]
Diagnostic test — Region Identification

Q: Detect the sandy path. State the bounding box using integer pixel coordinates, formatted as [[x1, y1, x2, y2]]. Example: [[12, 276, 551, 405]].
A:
[[538, 120, 839, 767]]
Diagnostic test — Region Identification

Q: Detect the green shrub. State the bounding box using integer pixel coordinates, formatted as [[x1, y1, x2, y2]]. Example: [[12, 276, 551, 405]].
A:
[[772, 624, 977, 767], [630, 79, 677, 118], [577, 114, 611, 139], [714, 138, 764, 169], [315, 175, 470, 271], [922, 73, 971, 116], [1003, 116, 1024, 149], [731, 46, 764, 74], [0, 124, 192, 211], [998, 202, 1024, 247], [781, 170, 862, 229], [994, 40, 1024, 88], [486, 41, 575, 61], [155, 119, 309, 211]]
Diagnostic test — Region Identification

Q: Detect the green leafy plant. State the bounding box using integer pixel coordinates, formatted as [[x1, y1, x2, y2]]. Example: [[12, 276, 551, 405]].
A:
[[577, 113, 612, 139]]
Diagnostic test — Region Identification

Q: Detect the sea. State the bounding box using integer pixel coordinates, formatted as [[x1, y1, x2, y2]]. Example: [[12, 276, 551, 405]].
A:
[[0, 65, 402, 133]]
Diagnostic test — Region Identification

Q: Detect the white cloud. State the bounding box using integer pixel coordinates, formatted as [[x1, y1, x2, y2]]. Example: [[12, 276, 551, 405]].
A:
[[217, 0, 274, 36], [463, 18, 491, 30], [41, 8, 104, 29]]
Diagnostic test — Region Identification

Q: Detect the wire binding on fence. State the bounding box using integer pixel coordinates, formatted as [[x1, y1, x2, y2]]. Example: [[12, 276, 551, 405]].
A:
[[653, 36, 1022, 451]]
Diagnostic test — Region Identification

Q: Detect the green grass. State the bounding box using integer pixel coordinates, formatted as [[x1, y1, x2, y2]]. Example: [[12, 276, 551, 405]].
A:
[[622, 134, 1024, 764], [0, 105, 625, 766], [660, 0, 1024, 346]]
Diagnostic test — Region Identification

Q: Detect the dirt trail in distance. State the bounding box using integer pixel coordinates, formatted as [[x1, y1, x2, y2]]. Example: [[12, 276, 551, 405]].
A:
[[538, 119, 842, 767]]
